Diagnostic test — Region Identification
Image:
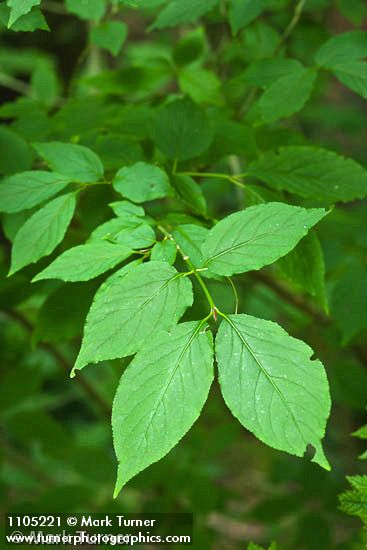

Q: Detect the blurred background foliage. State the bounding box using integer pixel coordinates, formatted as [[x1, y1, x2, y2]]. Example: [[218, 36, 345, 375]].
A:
[[0, 0, 366, 548]]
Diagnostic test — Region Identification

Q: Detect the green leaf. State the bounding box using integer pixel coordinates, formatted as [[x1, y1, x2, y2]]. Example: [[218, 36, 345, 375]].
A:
[[6, 0, 40, 26], [150, 0, 219, 30], [241, 20, 279, 61], [202, 202, 327, 276], [277, 232, 328, 313], [339, 475, 367, 523], [338, 0, 365, 25], [331, 261, 367, 344], [33, 142, 104, 183], [216, 314, 331, 469], [173, 175, 207, 217], [94, 135, 144, 170], [173, 223, 209, 270], [257, 68, 317, 123], [172, 223, 220, 280], [112, 321, 214, 494], [330, 61, 367, 99], [33, 280, 98, 344], [353, 426, 367, 440], [90, 21, 127, 56], [109, 200, 145, 218], [242, 58, 303, 88], [228, 0, 266, 35], [1, 211, 31, 242], [315, 31, 367, 67], [0, 171, 72, 213], [151, 240, 177, 265], [0, 127, 32, 175], [248, 543, 277, 550], [89, 218, 156, 248], [113, 162, 171, 203], [173, 27, 205, 67], [178, 67, 223, 105], [9, 192, 77, 275], [151, 98, 213, 161], [315, 31, 367, 98], [248, 147, 367, 203], [31, 60, 60, 106], [33, 242, 132, 282], [0, 3, 48, 31], [65, 0, 106, 21], [72, 261, 193, 374], [209, 117, 257, 159]]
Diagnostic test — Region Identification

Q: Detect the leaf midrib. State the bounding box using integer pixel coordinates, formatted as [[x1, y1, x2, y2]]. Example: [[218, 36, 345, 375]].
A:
[[223, 315, 305, 445], [134, 321, 208, 452]]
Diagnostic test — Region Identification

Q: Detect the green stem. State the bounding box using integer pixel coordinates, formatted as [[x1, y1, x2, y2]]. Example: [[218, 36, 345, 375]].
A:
[[275, 0, 307, 53], [190, 263, 217, 311], [226, 276, 239, 314], [176, 171, 246, 190], [157, 225, 217, 313], [76, 180, 111, 191]]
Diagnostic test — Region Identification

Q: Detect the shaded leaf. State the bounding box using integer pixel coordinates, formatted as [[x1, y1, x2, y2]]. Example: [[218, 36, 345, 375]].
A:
[[173, 175, 207, 217], [65, 0, 106, 21], [249, 147, 367, 203], [315, 31, 367, 98], [34, 141, 104, 183], [331, 261, 367, 344], [151, 98, 213, 161], [33, 281, 99, 344], [228, 0, 266, 35], [151, 0, 219, 30], [277, 232, 328, 312], [258, 68, 317, 123], [0, 127, 32, 175], [90, 21, 127, 56]]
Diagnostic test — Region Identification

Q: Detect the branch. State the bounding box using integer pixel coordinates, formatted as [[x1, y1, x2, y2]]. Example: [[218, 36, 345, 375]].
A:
[[3, 440, 54, 486], [0, 72, 32, 96], [275, 0, 307, 53], [42, 1, 68, 15], [251, 270, 327, 324], [1, 309, 111, 419]]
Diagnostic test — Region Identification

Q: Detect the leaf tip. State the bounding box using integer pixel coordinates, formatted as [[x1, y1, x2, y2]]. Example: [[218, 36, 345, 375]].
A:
[[113, 468, 125, 499], [312, 443, 331, 471], [7, 14, 16, 28]]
